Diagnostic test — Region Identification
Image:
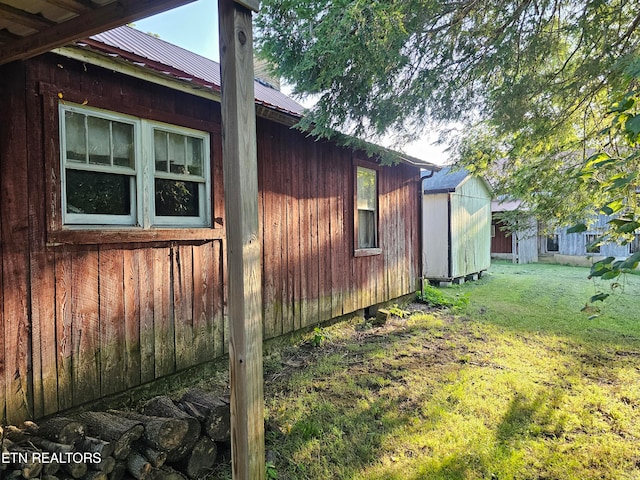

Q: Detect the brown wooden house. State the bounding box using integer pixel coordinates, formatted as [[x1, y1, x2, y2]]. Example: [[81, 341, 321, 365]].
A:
[[0, 25, 437, 423]]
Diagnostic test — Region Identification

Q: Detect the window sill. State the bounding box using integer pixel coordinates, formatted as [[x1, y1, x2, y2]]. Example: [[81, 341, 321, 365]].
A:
[[47, 227, 224, 246], [354, 248, 382, 257]]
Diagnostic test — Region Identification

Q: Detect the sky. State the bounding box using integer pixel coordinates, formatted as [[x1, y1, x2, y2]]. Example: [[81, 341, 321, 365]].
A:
[[133, 0, 451, 165]]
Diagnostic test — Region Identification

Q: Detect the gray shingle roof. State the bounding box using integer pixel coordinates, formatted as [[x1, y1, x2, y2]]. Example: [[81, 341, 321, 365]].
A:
[[423, 166, 470, 193]]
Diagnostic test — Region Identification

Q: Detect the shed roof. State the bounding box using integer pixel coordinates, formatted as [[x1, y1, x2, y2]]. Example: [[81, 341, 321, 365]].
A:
[[423, 166, 473, 194]]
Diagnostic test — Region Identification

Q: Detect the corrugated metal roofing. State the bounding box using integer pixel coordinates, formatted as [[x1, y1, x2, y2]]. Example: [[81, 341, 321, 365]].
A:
[[423, 166, 470, 193], [85, 25, 305, 118]]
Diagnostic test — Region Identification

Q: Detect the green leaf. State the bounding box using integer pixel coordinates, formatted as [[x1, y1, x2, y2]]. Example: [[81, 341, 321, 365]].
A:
[[566, 223, 587, 234], [584, 152, 616, 171], [619, 251, 640, 270], [601, 271, 620, 280], [589, 293, 610, 303], [606, 173, 637, 191], [625, 114, 640, 137], [599, 200, 624, 216], [608, 95, 635, 113], [617, 221, 640, 234]]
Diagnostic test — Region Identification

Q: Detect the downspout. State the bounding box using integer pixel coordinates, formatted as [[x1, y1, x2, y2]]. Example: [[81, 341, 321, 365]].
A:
[[447, 193, 453, 279], [419, 169, 437, 283]]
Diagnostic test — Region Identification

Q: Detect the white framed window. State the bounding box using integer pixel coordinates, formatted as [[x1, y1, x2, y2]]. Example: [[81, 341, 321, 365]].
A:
[[356, 166, 378, 249], [60, 103, 211, 228]]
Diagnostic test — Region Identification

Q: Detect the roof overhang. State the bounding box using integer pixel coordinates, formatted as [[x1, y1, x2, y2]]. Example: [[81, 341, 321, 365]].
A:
[[0, 0, 198, 66]]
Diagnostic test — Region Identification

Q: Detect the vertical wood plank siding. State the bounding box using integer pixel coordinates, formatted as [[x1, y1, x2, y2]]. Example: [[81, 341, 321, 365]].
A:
[[258, 119, 421, 335], [0, 54, 421, 421]]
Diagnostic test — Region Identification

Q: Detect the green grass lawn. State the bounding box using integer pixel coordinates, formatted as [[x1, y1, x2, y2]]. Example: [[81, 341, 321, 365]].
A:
[[211, 261, 640, 480]]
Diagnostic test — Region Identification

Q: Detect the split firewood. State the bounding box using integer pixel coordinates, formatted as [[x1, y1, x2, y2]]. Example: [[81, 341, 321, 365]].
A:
[[35, 417, 86, 444], [61, 458, 88, 478], [148, 465, 188, 480], [110, 411, 189, 453], [77, 412, 144, 460], [126, 451, 152, 480], [169, 436, 217, 479], [76, 436, 116, 459], [142, 447, 167, 468], [4, 470, 24, 479], [141, 396, 201, 461], [3, 439, 43, 479], [85, 471, 109, 480], [93, 455, 117, 474], [178, 388, 230, 442], [108, 461, 127, 480]]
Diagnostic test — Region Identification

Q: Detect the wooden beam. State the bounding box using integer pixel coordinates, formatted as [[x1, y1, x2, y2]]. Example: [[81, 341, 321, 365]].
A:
[[0, 29, 21, 43], [43, 0, 93, 15], [234, 0, 260, 12], [0, 0, 198, 65], [0, 3, 55, 30], [218, 1, 265, 479]]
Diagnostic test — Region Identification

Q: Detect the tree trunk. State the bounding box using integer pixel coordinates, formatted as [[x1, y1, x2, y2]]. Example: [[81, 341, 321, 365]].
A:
[[149, 466, 188, 480], [76, 412, 144, 460], [34, 417, 86, 444], [126, 451, 152, 480], [61, 459, 88, 478], [141, 396, 201, 461], [178, 388, 230, 442], [169, 436, 217, 480], [111, 411, 190, 453], [142, 447, 167, 468]]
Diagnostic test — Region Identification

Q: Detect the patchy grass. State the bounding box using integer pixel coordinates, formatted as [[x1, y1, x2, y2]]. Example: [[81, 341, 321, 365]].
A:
[[210, 262, 640, 480]]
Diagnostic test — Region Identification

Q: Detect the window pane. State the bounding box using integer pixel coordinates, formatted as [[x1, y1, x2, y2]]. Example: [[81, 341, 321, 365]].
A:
[[168, 133, 186, 174], [357, 167, 376, 210], [358, 210, 376, 248], [154, 130, 168, 172], [87, 116, 111, 165], [65, 111, 86, 163], [66, 169, 131, 215], [155, 178, 199, 217], [586, 234, 600, 253], [112, 121, 134, 168], [186, 136, 204, 177]]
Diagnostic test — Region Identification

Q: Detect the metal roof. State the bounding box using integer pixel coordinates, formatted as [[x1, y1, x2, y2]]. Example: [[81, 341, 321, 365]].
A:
[[83, 25, 305, 118]]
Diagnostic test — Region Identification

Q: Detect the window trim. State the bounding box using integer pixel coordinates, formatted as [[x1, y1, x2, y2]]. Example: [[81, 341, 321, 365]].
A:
[[354, 162, 381, 256], [59, 102, 212, 229]]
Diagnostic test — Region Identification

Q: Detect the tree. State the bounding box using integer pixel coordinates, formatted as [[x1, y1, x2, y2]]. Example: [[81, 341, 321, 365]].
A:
[[256, 0, 640, 299]]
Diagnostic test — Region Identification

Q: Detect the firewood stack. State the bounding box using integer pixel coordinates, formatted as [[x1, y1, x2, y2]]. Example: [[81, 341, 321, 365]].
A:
[[0, 389, 231, 479]]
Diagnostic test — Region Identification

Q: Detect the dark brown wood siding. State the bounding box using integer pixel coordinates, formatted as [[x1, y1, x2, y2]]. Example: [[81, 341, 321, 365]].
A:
[[491, 217, 513, 254], [258, 119, 421, 336], [0, 53, 422, 422]]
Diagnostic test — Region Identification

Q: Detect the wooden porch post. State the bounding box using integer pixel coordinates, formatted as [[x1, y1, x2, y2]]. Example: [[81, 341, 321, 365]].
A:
[[217, 1, 265, 479]]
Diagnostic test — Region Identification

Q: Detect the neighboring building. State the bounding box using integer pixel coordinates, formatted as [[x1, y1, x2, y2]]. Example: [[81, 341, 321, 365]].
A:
[[539, 214, 636, 266], [422, 167, 492, 283], [0, 26, 437, 422], [491, 199, 539, 264]]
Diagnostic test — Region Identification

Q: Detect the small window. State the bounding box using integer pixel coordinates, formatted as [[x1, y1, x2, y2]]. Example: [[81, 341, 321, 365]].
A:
[[61, 108, 138, 225], [585, 234, 601, 254], [629, 234, 640, 254], [60, 103, 211, 228], [356, 166, 378, 249], [546, 234, 559, 252], [151, 126, 209, 227]]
